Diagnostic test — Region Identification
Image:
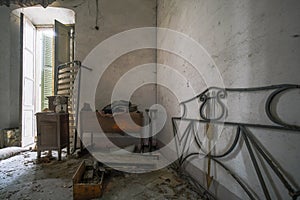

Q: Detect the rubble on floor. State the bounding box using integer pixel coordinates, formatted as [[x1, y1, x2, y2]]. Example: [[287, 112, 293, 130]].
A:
[[0, 128, 21, 148], [0, 151, 82, 200], [101, 166, 203, 200], [0, 151, 204, 200]]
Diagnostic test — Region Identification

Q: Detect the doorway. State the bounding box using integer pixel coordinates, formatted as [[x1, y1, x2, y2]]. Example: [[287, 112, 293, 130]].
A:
[[12, 6, 75, 147]]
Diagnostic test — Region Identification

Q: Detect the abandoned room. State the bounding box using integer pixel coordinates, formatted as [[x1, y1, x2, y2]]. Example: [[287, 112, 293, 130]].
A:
[[0, 0, 299, 199]]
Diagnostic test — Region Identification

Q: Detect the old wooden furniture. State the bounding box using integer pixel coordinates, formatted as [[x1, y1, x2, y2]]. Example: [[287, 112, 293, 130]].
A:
[[36, 112, 70, 160]]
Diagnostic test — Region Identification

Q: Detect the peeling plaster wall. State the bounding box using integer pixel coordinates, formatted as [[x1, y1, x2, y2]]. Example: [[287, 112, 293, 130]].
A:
[[95, 49, 156, 112], [54, 0, 157, 112], [53, 0, 157, 61], [157, 0, 300, 199]]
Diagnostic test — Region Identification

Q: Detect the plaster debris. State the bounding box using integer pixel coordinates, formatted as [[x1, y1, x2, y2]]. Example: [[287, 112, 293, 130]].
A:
[[0, 152, 204, 200]]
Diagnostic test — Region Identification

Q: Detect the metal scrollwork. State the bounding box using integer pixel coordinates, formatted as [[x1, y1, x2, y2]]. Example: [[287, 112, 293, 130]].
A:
[[199, 88, 227, 121], [172, 84, 300, 200], [265, 85, 300, 130], [179, 102, 187, 118]]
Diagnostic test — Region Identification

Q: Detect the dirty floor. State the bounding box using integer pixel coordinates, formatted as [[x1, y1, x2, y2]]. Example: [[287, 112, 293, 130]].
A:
[[0, 150, 204, 200]]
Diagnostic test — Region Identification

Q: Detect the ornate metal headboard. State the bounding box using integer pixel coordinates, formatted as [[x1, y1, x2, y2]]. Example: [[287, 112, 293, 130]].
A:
[[172, 84, 300, 200]]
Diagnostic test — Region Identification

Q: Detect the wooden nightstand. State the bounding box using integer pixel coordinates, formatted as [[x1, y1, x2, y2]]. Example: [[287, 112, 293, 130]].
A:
[[36, 112, 70, 160]]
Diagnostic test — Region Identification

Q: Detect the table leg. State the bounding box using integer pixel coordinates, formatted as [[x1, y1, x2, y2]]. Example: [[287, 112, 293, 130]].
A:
[[37, 150, 41, 159], [67, 143, 70, 155], [58, 149, 61, 161]]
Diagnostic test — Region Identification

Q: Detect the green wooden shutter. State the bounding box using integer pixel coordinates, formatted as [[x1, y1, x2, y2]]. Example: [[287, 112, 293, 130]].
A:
[[41, 35, 53, 110]]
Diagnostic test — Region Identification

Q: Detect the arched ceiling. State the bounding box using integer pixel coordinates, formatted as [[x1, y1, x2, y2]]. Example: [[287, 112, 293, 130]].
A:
[[12, 6, 75, 25]]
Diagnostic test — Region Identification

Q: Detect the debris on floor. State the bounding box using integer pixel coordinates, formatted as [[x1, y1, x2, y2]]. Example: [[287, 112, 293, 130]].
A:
[[0, 151, 204, 200], [0, 128, 21, 148], [100, 166, 203, 200]]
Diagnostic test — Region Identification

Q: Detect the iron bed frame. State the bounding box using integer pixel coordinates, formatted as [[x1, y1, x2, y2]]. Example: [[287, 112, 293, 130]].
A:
[[172, 84, 300, 200]]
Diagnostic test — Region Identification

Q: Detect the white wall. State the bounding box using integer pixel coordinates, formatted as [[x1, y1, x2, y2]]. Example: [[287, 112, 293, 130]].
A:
[[49, 0, 157, 112], [53, 0, 157, 61], [95, 49, 156, 112], [157, 0, 300, 199]]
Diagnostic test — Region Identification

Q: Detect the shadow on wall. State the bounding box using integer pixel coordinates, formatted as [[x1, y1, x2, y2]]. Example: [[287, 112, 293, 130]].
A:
[[95, 49, 157, 114], [246, 1, 300, 199]]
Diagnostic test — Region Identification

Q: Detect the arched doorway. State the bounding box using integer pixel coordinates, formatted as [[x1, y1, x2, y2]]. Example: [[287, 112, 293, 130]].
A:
[[12, 6, 75, 147]]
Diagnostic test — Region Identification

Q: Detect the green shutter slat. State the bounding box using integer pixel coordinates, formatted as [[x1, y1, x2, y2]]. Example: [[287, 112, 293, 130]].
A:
[[41, 34, 53, 110]]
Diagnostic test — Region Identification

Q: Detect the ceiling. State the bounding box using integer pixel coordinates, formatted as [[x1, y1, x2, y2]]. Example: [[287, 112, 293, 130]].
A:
[[12, 6, 75, 25], [0, 0, 55, 8]]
